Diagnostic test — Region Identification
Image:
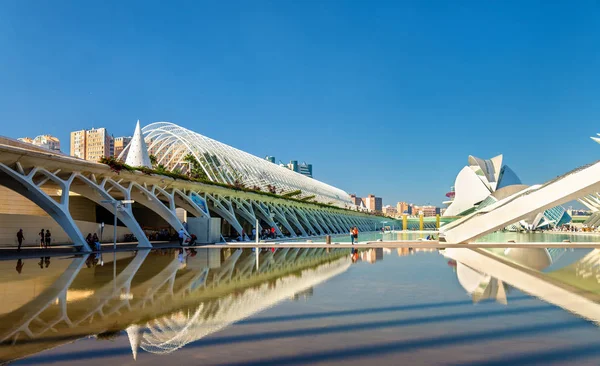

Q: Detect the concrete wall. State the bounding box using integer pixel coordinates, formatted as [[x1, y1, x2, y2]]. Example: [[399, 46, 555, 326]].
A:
[[0, 214, 131, 247], [0, 186, 98, 222]]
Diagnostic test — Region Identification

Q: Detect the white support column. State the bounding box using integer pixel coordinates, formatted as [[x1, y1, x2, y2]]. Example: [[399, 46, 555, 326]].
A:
[[312, 210, 337, 234], [266, 203, 297, 238], [291, 206, 318, 236], [128, 182, 188, 236], [280, 205, 309, 237], [303, 208, 326, 235], [69, 175, 151, 248], [252, 201, 284, 237], [324, 211, 344, 233], [205, 194, 245, 237], [232, 198, 257, 229], [0, 164, 91, 252]]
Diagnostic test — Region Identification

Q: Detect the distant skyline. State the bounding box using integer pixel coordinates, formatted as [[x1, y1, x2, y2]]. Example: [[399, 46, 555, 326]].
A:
[[1, 1, 599, 207]]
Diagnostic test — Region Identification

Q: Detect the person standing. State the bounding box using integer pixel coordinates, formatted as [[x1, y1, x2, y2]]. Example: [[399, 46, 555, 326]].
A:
[[178, 228, 185, 246], [353, 227, 359, 244], [350, 227, 355, 245], [270, 227, 276, 239], [16, 229, 24, 252], [39, 229, 45, 249], [44, 230, 51, 249], [92, 233, 100, 251]]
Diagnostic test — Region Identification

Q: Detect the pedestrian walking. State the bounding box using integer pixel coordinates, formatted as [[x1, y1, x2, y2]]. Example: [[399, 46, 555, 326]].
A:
[[16, 229, 24, 252], [44, 230, 51, 249], [39, 229, 45, 249]]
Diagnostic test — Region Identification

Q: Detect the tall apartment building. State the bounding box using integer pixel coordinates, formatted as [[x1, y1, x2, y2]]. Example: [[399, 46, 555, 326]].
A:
[[18, 135, 61, 152], [349, 194, 363, 206], [396, 201, 410, 215], [114, 136, 132, 158], [364, 194, 383, 213], [70, 127, 114, 162], [265, 156, 276, 163]]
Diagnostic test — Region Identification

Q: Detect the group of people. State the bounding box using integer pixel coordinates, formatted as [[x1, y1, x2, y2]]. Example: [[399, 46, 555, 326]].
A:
[[15, 229, 52, 252], [250, 227, 277, 241], [350, 226, 359, 244], [178, 228, 198, 246], [85, 233, 102, 251]]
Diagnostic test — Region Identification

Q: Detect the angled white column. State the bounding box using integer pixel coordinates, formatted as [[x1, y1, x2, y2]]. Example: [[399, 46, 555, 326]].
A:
[[127, 182, 188, 238], [252, 202, 284, 237], [291, 207, 318, 236], [0, 164, 91, 251], [205, 194, 244, 237], [266, 203, 297, 238], [70, 175, 151, 248], [279, 205, 309, 237]]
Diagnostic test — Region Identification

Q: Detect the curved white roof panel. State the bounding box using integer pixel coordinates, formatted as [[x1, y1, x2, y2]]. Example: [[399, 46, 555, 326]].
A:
[[127, 122, 351, 207]]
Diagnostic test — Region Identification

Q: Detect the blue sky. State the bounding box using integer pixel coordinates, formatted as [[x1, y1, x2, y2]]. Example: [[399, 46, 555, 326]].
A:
[[1, 0, 599, 206]]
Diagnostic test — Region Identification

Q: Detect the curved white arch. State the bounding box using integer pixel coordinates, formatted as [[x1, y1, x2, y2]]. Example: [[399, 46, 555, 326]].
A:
[[124, 122, 352, 207]]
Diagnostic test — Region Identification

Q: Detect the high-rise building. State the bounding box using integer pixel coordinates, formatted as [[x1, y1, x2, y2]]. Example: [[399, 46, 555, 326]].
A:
[[299, 163, 313, 178], [114, 136, 132, 158], [70, 127, 113, 162], [285, 160, 313, 178], [18, 135, 61, 152], [265, 156, 276, 163], [396, 201, 410, 215], [70, 130, 87, 159], [349, 194, 362, 206], [364, 194, 383, 213]]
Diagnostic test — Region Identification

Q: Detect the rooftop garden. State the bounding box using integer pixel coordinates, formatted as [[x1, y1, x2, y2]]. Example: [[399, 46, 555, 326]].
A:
[[99, 155, 385, 217]]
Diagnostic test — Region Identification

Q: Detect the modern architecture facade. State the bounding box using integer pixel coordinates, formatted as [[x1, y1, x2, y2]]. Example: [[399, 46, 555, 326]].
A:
[[119, 122, 352, 207], [441, 154, 573, 239], [70, 127, 114, 162], [18, 135, 61, 152]]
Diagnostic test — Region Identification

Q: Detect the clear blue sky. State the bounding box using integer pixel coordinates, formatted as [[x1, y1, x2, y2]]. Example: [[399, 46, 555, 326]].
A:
[[1, 0, 599, 206]]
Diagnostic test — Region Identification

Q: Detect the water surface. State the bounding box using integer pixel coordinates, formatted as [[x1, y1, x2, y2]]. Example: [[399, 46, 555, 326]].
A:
[[2, 246, 600, 365]]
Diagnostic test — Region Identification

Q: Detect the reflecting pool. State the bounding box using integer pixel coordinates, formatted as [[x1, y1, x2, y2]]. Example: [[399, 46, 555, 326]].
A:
[[3, 246, 600, 365]]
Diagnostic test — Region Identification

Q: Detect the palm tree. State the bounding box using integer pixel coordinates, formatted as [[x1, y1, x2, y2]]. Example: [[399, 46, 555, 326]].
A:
[[149, 154, 157, 167]]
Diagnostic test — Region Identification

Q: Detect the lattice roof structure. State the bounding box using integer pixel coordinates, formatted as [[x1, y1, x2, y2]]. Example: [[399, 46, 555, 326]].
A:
[[120, 122, 352, 207]]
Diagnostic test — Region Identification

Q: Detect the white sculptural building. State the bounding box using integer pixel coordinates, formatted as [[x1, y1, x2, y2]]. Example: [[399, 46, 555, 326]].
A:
[[124, 120, 152, 168], [443, 154, 524, 217], [443, 154, 571, 231]]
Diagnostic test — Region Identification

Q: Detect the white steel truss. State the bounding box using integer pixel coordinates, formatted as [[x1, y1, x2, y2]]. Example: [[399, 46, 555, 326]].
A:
[[121, 122, 353, 207]]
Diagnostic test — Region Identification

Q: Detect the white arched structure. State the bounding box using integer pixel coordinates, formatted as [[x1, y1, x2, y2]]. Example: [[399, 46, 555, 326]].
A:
[[120, 122, 352, 207]]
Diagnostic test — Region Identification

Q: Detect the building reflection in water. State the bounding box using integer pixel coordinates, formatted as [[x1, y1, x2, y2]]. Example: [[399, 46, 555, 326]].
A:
[[0, 247, 351, 363], [443, 247, 600, 321]]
